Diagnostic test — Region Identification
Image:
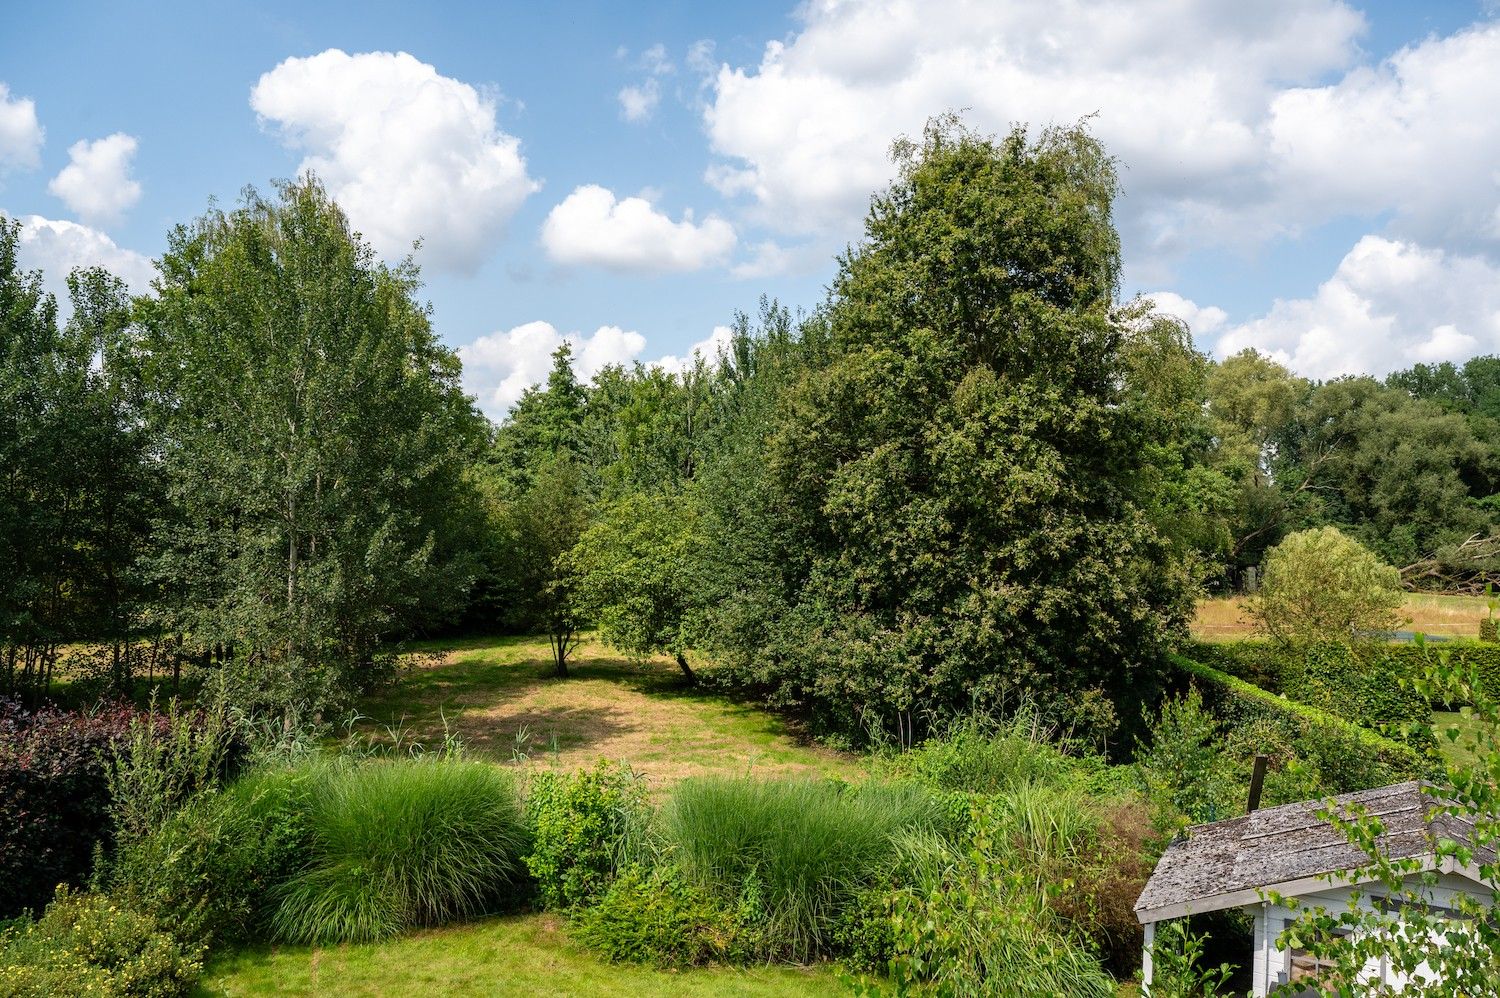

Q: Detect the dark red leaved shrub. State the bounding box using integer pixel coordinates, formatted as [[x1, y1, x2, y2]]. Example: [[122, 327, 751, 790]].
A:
[[0, 698, 146, 917]]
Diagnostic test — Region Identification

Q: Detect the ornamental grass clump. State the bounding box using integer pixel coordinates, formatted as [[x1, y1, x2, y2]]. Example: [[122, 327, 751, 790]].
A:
[[273, 758, 527, 944], [661, 777, 942, 960]]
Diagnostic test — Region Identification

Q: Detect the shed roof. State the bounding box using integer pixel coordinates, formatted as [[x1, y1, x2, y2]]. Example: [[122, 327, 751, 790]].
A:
[[1134, 781, 1490, 921]]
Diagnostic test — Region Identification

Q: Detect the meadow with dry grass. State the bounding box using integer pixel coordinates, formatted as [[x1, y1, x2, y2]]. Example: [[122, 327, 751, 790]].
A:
[[354, 636, 858, 786], [1192, 592, 1492, 642]]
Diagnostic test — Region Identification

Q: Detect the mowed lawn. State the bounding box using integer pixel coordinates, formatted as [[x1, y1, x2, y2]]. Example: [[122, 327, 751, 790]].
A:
[[208, 635, 858, 996], [200, 913, 845, 997], [352, 635, 857, 785], [1193, 592, 1490, 642]]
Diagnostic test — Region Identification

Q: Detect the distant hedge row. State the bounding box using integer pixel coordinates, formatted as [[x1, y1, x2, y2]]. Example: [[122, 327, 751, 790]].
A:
[[1168, 655, 1436, 792], [1193, 639, 1500, 710]]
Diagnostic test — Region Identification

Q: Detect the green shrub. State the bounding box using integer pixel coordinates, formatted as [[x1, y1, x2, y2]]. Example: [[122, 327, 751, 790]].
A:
[[572, 865, 746, 968], [874, 829, 1115, 997], [109, 763, 318, 946], [523, 761, 650, 910], [1170, 655, 1433, 792], [272, 759, 527, 944], [1144, 918, 1234, 998], [0, 886, 203, 997], [1248, 526, 1405, 644], [1136, 685, 1246, 836], [108, 694, 243, 848], [662, 777, 942, 961], [1480, 618, 1499, 643], [894, 714, 1073, 795]]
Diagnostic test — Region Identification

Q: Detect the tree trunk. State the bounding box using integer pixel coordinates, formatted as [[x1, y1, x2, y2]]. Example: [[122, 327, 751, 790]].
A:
[[674, 651, 697, 685]]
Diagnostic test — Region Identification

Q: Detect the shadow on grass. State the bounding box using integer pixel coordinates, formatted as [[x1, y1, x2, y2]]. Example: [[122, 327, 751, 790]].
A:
[[352, 636, 837, 774]]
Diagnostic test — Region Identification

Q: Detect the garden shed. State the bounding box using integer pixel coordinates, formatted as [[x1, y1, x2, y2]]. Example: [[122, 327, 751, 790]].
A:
[[1134, 781, 1494, 995]]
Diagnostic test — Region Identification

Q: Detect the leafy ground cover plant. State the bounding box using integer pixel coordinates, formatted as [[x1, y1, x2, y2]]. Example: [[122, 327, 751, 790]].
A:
[[572, 864, 747, 968], [661, 777, 943, 961], [0, 886, 203, 997], [272, 758, 528, 943], [524, 760, 651, 910]]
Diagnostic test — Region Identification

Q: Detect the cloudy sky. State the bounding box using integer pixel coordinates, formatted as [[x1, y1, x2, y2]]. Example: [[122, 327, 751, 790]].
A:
[[2, 0, 1498, 417]]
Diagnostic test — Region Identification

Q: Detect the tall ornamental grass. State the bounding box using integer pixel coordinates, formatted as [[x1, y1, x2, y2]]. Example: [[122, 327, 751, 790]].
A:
[[273, 759, 527, 944], [882, 830, 1116, 998], [661, 777, 941, 960]]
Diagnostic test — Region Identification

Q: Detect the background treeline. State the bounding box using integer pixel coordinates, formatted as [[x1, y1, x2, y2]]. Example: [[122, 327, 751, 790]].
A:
[[8, 117, 1500, 743]]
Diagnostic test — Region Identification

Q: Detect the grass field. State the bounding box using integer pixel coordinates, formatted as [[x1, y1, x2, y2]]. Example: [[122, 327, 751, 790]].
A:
[[199, 633, 1146, 996], [200, 913, 845, 997], [355, 635, 857, 785], [1193, 592, 1491, 642], [1434, 709, 1490, 769]]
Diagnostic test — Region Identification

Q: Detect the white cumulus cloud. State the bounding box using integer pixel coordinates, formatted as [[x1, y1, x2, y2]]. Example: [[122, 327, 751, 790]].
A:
[[251, 49, 539, 274], [1213, 236, 1500, 379], [697, 0, 1500, 276], [541, 185, 736, 273], [458, 319, 740, 418], [653, 324, 735, 374], [1145, 290, 1228, 338], [47, 133, 142, 225], [0, 83, 44, 176], [8, 213, 155, 316], [617, 43, 673, 122], [702, 0, 1367, 252], [459, 321, 648, 418], [1265, 20, 1500, 253]]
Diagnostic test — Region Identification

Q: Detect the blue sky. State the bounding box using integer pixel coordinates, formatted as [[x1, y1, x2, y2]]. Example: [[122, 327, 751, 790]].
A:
[[3, 0, 1499, 417]]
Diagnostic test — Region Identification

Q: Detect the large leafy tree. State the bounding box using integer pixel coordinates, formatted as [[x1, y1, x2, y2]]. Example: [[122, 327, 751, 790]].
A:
[[706, 117, 1192, 738], [1278, 377, 1497, 567], [490, 343, 589, 490], [504, 458, 591, 676], [565, 492, 703, 682], [1121, 311, 1236, 589], [1, 220, 151, 700], [1203, 349, 1311, 574], [134, 178, 485, 707]]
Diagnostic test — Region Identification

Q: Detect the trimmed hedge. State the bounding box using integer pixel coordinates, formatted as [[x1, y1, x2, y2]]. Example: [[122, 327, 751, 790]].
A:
[[1192, 639, 1500, 711], [1286, 645, 1434, 751], [1168, 655, 1435, 792]]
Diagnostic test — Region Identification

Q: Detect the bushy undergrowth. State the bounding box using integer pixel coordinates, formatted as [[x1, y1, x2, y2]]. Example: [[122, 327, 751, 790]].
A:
[[874, 825, 1116, 997], [109, 763, 319, 946], [889, 715, 1071, 794], [572, 865, 747, 968], [0, 886, 202, 998], [662, 777, 944, 961], [107, 694, 244, 847], [524, 761, 650, 910], [272, 758, 528, 944]]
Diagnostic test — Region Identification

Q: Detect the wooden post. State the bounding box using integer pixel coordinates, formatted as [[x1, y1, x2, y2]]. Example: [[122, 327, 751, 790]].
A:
[[1248, 754, 1269, 812]]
